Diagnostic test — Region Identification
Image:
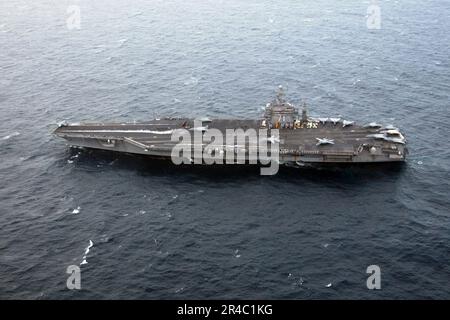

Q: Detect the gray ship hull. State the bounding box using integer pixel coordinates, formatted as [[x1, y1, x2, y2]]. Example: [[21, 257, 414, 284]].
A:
[[54, 118, 407, 165], [54, 87, 407, 167]]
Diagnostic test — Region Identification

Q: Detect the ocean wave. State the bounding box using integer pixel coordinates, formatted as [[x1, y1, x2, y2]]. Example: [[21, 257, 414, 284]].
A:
[[2, 132, 20, 140]]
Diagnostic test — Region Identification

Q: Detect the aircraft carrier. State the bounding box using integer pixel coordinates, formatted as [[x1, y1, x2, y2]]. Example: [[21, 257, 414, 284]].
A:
[[54, 87, 407, 167]]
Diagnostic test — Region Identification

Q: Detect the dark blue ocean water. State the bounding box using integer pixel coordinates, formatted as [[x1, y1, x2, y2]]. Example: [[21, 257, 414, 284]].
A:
[[1, 0, 449, 299]]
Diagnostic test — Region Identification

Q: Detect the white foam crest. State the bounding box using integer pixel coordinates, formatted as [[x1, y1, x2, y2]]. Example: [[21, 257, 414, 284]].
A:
[[80, 240, 94, 266], [72, 206, 80, 214], [2, 132, 20, 140], [84, 240, 93, 255]]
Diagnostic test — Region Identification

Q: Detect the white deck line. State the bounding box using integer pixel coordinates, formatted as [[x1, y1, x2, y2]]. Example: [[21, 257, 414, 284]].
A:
[[63, 129, 180, 134], [71, 123, 175, 126]]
